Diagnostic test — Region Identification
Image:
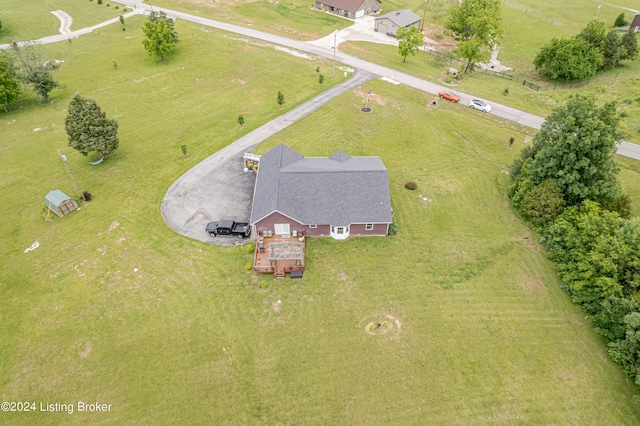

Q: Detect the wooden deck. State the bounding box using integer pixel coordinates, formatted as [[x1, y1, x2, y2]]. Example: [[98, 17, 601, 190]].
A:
[[254, 232, 306, 279]]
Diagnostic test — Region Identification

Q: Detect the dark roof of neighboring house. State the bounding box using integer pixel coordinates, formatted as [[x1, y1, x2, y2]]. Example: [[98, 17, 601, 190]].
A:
[[375, 9, 421, 27], [316, 0, 378, 13], [250, 144, 393, 227]]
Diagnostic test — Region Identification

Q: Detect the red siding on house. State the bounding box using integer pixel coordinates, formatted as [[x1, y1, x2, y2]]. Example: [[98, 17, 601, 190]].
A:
[[254, 211, 303, 235], [350, 223, 387, 236], [254, 212, 389, 238], [632, 14, 640, 31]]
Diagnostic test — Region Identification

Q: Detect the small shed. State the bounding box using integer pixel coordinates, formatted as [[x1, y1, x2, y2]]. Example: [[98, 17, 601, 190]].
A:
[[374, 9, 421, 36], [45, 190, 78, 217]]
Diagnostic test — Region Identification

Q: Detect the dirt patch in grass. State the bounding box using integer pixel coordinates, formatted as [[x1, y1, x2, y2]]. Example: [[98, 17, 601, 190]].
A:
[[364, 314, 401, 335], [354, 88, 387, 106], [422, 26, 456, 52], [78, 341, 92, 358], [518, 275, 548, 297]]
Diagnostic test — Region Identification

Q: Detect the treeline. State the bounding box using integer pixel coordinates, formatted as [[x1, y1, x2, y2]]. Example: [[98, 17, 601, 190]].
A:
[[509, 94, 640, 404], [534, 20, 638, 81]]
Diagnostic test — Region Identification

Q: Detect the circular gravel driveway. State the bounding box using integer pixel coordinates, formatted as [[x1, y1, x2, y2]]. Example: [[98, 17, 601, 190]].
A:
[[160, 69, 377, 246]]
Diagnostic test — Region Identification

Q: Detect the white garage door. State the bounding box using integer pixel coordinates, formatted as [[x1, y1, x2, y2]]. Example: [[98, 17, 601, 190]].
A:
[[355, 9, 365, 18]]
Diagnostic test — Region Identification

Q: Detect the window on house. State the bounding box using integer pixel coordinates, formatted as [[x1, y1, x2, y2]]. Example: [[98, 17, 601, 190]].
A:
[[309, 224, 317, 229], [337, 227, 344, 234], [274, 223, 290, 236], [365, 224, 374, 230]]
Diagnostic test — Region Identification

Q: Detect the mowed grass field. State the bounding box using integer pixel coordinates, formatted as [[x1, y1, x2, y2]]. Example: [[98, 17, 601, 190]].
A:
[[0, 0, 124, 43], [145, 0, 351, 40], [1, 5, 640, 426], [146, 0, 640, 139]]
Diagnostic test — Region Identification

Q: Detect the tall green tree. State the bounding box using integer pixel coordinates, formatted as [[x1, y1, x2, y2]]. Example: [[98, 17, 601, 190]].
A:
[[0, 52, 20, 112], [65, 94, 119, 158], [603, 30, 622, 69], [396, 26, 424, 63], [533, 37, 602, 80], [621, 30, 638, 60], [543, 201, 640, 307], [444, 0, 504, 73], [577, 19, 607, 52], [9, 43, 61, 102], [142, 11, 179, 62], [511, 95, 622, 206]]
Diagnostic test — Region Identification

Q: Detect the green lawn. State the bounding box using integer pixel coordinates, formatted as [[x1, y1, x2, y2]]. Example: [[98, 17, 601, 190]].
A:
[[338, 40, 640, 143], [2, 14, 640, 422], [144, 0, 351, 41], [0, 0, 124, 44]]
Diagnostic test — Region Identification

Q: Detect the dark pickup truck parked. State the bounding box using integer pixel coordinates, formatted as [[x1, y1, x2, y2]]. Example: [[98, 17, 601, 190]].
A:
[[206, 219, 250, 238]]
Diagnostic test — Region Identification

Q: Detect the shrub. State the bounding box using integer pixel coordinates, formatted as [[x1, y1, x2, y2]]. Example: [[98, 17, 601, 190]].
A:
[[518, 179, 566, 226], [388, 222, 399, 235], [318, 74, 324, 84], [82, 191, 92, 201], [405, 181, 418, 190], [245, 244, 255, 254], [604, 193, 631, 218], [614, 13, 629, 27], [244, 262, 252, 271], [260, 280, 268, 289], [97, 0, 102, 4], [315, 66, 320, 73], [503, 87, 509, 96]]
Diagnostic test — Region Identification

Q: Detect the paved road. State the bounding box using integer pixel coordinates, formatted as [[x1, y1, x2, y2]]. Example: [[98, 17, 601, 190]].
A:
[[110, 1, 636, 158], [2, 1, 637, 158]]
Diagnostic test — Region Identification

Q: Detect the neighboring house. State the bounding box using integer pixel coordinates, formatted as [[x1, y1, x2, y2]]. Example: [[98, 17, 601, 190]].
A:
[[250, 144, 393, 240], [631, 13, 640, 32], [315, 0, 381, 19], [374, 9, 422, 36]]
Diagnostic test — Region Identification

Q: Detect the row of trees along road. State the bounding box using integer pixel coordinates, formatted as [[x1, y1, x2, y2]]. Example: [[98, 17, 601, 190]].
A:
[[509, 95, 640, 405], [534, 20, 638, 81]]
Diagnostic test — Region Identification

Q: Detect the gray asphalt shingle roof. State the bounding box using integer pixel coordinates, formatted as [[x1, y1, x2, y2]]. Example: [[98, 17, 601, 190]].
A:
[[375, 9, 421, 28], [250, 144, 392, 227]]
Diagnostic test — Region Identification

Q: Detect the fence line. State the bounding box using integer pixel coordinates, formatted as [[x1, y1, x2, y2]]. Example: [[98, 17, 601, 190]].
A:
[[422, 48, 627, 92]]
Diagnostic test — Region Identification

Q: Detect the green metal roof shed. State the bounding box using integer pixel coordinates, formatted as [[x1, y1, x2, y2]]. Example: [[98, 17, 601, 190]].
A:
[[44, 189, 78, 217]]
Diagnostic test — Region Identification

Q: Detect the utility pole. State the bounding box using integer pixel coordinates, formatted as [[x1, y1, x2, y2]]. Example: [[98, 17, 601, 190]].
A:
[[57, 150, 87, 201], [332, 32, 337, 78], [421, 0, 428, 32]]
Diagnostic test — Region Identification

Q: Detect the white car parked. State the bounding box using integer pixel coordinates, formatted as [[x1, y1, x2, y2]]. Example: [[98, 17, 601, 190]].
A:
[[469, 99, 492, 113]]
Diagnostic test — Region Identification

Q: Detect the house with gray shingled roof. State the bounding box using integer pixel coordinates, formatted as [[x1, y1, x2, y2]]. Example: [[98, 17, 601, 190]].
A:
[[315, 0, 381, 19], [250, 144, 393, 240], [374, 9, 421, 36]]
